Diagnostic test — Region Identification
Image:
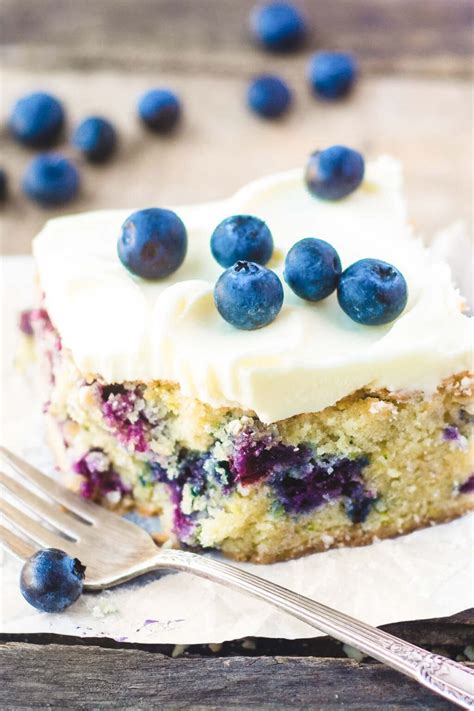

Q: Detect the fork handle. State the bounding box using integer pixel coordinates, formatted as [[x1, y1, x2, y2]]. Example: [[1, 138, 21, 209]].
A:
[[150, 549, 474, 709]]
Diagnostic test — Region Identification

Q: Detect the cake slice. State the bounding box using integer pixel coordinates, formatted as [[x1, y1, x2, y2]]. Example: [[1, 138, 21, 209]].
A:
[[24, 156, 473, 562]]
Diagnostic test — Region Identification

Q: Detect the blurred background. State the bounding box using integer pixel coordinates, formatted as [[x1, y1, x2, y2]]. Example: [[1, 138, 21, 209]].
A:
[[1, 0, 472, 254]]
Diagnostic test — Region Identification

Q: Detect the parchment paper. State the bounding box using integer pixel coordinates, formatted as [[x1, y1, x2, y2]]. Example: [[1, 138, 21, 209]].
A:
[[1, 251, 472, 644]]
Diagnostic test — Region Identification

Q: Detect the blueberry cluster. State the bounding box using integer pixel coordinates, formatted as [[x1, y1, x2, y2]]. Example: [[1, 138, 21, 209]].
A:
[[117, 145, 407, 331], [211, 145, 406, 329], [212, 234, 407, 331], [2, 3, 360, 209], [3, 87, 181, 208], [247, 2, 358, 120]]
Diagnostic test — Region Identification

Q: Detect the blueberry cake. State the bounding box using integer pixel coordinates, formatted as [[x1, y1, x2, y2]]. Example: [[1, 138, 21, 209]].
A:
[[24, 155, 473, 562]]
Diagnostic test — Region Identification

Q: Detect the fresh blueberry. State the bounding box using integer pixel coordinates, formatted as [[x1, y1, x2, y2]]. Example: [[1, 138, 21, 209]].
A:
[[211, 215, 274, 268], [307, 51, 358, 100], [250, 2, 307, 52], [22, 154, 80, 207], [284, 238, 342, 301], [337, 258, 408, 326], [118, 207, 187, 279], [214, 261, 284, 330], [72, 116, 117, 163], [305, 145, 365, 200], [20, 548, 86, 613], [138, 89, 181, 133], [0, 169, 8, 201], [9, 92, 65, 148], [247, 75, 292, 119]]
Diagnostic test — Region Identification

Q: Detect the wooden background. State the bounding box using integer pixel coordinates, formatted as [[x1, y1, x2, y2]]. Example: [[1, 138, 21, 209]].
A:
[[0, 0, 472, 254], [1, 1, 473, 708]]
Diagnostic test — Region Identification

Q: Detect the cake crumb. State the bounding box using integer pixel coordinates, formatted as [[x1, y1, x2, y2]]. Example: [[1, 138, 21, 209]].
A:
[[464, 645, 474, 661], [241, 638, 257, 650], [91, 599, 118, 618], [321, 534, 334, 548], [171, 644, 189, 658], [369, 401, 396, 416], [343, 644, 366, 662]]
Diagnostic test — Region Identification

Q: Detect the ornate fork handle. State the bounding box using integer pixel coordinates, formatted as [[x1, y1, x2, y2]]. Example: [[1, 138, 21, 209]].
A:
[[131, 549, 474, 709]]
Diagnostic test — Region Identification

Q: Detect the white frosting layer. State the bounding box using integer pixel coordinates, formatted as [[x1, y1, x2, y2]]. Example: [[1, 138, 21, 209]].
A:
[[33, 157, 473, 423]]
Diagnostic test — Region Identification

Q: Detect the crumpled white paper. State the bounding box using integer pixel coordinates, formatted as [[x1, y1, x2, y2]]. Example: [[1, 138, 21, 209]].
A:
[[0, 253, 472, 645]]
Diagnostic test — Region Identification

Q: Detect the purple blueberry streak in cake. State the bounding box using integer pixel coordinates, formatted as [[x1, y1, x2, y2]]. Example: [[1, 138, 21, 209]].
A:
[[100, 384, 149, 453], [151, 451, 210, 541], [73, 448, 130, 500], [443, 425, 461, 442], [19, 308, 55, 335], [230, 430, 309, 484], [231, 429, 374, 520], [19, 309, 35, 336], [459, 474, 474, 494], [270, 454, 373, 518]]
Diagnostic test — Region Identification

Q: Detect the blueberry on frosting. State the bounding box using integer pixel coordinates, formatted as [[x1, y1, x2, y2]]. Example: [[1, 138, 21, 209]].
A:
[[214, 261, 284, 330], [138, 88, 181, 133], [20, 548, 85, 613], [305, 145, 365, 200], [284, 238, 342, 301], [307, 52, 358, 100], [250, 2, 307, 52], [211, 215, 274, 268], [118, 208, 187, 280], [247, 75, 292, 119], [22, 154, 80, 206], [9, 92, 65, 148], [337, 258, 408, 326], [73, 116, 117, 163]]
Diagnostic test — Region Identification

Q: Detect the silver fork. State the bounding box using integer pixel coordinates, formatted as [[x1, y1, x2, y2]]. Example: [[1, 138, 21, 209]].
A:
[[0, 446, 473, 709]]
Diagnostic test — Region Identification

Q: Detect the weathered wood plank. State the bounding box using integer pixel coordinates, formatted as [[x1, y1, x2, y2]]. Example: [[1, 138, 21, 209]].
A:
[[1, 0, 472, 76], [2, 642, 472, 709], [1, 609, 472, 655]]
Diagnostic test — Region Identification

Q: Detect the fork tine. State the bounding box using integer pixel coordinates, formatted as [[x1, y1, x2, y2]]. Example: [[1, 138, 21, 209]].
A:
[[0, 446, 98, 523], [0, 524, 37, 561], [0, 470, 85, 539], [0, 497, 78, 556], [0, 446, 151, 539]]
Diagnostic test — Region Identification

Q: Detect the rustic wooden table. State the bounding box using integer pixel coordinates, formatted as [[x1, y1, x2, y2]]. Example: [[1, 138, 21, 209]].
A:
[[1, 1, 473, 708]]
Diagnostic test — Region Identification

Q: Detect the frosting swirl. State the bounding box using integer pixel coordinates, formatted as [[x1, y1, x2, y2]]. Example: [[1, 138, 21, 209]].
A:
[[33, 157, 472, 423]]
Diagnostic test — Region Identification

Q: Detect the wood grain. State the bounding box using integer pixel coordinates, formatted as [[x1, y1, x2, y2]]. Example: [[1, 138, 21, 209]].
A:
[[1, 611, 473, 709], [1, 0, 473, 76], [2, 641, 472, 710]]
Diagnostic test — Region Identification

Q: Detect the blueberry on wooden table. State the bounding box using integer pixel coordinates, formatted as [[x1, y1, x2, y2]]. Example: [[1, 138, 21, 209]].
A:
[[9, 92, 65, 148], [284, 238, 342, 301], [307, 51, 358, 100], [247, 75, 293, 119], [305, 145, 365, 200], [22, 153, 80, 207], [138, 88, 181, 133], [214, 260, 284, 330], [337, 258, 408, 326], [20, 548, 86, 613], [118, 208, 188, 279], [250, 1, 307, 52], [211, 215, 274, 268], [73, 116, 117, 163]]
